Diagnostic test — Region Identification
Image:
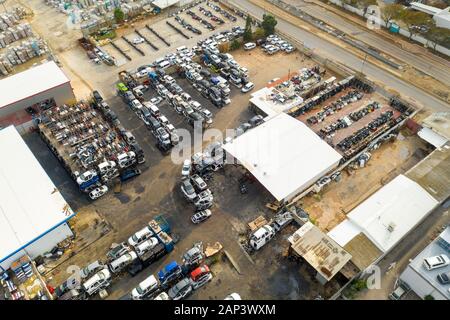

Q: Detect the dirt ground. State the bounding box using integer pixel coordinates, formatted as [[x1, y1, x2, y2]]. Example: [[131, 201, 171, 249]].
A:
[[299, 128, 431, 231]]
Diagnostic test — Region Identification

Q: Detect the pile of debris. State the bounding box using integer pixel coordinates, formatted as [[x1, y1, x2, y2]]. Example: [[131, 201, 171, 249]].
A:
[[0, 23, 33, 48]]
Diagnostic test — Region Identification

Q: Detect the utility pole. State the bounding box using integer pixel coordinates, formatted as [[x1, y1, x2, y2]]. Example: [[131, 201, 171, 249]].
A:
[[361, 53, 368, 74]]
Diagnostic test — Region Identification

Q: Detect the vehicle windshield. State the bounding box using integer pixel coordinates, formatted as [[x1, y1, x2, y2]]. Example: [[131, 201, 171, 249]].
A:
[[132, 235, 139, 242], [136, 286, 144, 295]]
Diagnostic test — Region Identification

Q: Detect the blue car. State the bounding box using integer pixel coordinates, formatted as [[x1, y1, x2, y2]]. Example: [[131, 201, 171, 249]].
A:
[[120, 169, 141, 182], [158, 261, 183, 286]]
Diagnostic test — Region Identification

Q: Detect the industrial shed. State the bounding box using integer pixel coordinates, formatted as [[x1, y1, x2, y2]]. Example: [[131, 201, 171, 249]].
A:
[[223, 113, 342, 202], [400, 226, 450, 300], [0, 61, 75, 133], [288, 221, 353, 284], [0, 126, 75, 271], [328, 175, 439, 255]]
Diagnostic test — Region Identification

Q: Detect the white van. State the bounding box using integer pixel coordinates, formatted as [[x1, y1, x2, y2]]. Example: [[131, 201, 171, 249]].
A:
[[82, 268, 111, 296], [176, 45, 188, 52], [131, 275, 159, 300], [249, 225, 275, 250], [423, 254, 450, 271], [108, 251, 138, 273]]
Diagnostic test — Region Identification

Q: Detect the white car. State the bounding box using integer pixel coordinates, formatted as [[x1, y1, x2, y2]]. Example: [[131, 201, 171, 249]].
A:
[[131, 275, 159, 300], [132, 37, 144, 45], [135, 237, 159, 256], [80, 260, 105, 279], [150, 97, 163, 105], [128, 226, 154, 247], [154, 292, 170, 300], [225, 293, 241, 300], [89, 185, 108, 200], [181, 159, 192, 178], [241, 82, 255, 93], [244, 42, 256, 50]]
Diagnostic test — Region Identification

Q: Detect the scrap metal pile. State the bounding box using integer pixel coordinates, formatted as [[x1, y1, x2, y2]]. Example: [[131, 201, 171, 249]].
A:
[[306, 90, 364, 124], [337, 111, 394, 152], [319, 101, 380, 137], [38, 97, 144, 195]]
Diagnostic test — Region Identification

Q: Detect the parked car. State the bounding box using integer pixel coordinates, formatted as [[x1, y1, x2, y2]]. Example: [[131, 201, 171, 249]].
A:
[[168, 278, 193, 300], [437, 272, 450, 285], [191, 209, 212, 224], [80, 260, 105, 279], [89, 185, 108, 200], [243, 42, 256, 50], [423, 254, 450, 270], [128, 226, 154, 247], [190, 265, 212, 290], [154, 292, 170, 300], [193, 191, 213, 210], [191, 174, 207, 192], [181, 179, 197, 201], [249, 225, 275, 250], [388, 283, 409, 300], [108, 251, 138, 273], [82, 268, 111, 296], [150, 96, 163, 105], [224, 293, 241, 300], [181, 159, 192, 178], [131, 275, 159, 300], [132, 37, 144, 45], [135, 237, 159, 256], [158, 261, 183, 287], [241, 82, 255, 93], [107, 243, 132, 261], [120, 169, 141, 182]]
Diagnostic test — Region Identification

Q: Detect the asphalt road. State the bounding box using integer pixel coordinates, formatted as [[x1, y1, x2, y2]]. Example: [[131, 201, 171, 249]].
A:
[[226, 0, 450, 113], [284, 0, 450, 85]]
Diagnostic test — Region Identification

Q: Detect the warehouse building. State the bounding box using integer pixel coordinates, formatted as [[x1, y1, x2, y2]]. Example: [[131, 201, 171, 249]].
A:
[[328, 175, 439, 271], [223, 113, 342, 202], [0, 61, 75, 133], [399, 226, 450, 300], [0, 126, 76, 271]]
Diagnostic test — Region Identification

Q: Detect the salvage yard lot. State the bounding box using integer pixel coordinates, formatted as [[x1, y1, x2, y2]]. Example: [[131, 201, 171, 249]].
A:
[[26, 44, 343, 299]]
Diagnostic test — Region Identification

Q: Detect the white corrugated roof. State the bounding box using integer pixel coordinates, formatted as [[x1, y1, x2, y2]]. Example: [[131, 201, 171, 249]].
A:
[[342, 175, 438, 253], [418, 127, 448, 149], [0, 126, 75, 262], [152, 0, 180, 9], [0, 61, 70, 109], [222, 113, 342, 201]]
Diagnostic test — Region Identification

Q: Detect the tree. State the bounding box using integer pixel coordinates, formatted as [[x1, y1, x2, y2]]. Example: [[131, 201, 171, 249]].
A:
[[400, 10, 434, 39], [114, 8, 125, 23], [252, 28, 266, 40], [261, 14, 278, 36], [243, 16, 253, 42], [425, 26, 450, 50], [230, 39, 241, 51], [381, 4, 405, 27]]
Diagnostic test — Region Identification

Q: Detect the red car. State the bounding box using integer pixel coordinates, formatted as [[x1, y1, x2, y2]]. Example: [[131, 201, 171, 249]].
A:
[[190, 265, 213, 290]]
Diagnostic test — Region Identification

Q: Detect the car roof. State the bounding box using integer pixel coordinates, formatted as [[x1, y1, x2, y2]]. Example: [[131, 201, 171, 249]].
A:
[[190, 265, 209, 279]]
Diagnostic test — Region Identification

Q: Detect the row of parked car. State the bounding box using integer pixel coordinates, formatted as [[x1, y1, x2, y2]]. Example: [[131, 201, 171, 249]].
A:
[[54, 216, 174, 300], [117, 79, 180, 152], [259, 34, 295, 55]]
